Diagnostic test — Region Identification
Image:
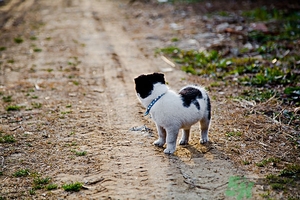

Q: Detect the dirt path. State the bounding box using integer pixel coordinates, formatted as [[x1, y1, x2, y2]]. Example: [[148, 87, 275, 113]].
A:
[[0, 0, 262, 199]]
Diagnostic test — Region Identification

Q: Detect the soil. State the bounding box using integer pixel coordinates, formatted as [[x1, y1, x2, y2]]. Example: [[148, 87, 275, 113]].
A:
[[0, 0, 299, 199]]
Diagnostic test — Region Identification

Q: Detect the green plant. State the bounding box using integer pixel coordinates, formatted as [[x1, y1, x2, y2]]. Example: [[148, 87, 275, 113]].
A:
[[30, 36, 37, 40], [46, 183, 58, 190], [256, 157, 280, 167], [31, 102, 42, 109], [13, 169, 30, 177], [2, 95, 12, 102], [62, 182, 83, 192], [0, 134, 16, 143], [5, 105, 22, 111], [14, 37, 23, 44], [0, 46, 6, 51], [33, 48, 42, 52], [73, 150, 87, 156], [29, 189, 35, 195], [226, 131, 242, 137], [72, 81, 79, 86]]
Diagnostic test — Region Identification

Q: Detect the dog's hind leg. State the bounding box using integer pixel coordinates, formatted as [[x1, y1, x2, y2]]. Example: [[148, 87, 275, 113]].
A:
[[199, 118, 210, 144], [179, 128, 190, 145], [153, 124, 166, 147], [164, 127, 179, 154]]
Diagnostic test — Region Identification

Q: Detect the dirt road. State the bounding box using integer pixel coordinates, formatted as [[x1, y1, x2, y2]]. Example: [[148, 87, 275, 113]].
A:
[[0, 0, 261, 199]]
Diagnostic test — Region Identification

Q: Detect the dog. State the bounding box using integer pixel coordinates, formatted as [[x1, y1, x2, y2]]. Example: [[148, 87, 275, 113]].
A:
[[134, 73, 211, 154]]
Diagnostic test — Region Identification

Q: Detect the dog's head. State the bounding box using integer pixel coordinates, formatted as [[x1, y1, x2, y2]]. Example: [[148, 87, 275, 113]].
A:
[[134, 73, 165, 99]]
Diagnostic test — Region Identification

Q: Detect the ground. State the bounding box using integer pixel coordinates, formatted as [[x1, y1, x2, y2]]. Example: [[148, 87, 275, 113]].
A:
[[0, 0, 299, 199]]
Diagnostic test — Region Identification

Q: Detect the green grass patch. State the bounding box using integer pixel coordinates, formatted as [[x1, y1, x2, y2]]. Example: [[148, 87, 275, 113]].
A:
[[62, 182, 83, 192], [31, 102, 42, 109], [14, 37, 23, 44], [256, 157, 280, 167], [0, 133, 16, 143], [265, 164, 300, 192], [72, 150, 87, 156], [46, 183, 58, 190], [5, 105, 22, 111], [0, 46, 6, 51], [13, 169, 30, 177], [30, 36, 37, 40], [33, 48, 42, 52], [226, 131, 242, 137], [7, 59, 14, 64], [72, 81, 79, 86], [33, 177, 51, 190], [2, 95, 12, 102]]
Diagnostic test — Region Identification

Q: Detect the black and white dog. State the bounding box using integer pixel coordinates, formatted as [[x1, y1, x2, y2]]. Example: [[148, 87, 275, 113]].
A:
[[134, 73, 211, 154]]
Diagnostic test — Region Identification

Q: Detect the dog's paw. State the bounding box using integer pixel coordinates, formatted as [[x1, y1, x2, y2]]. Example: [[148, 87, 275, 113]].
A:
[[200, 138, 209, 144], [153, 139, 165, 147], [179, 139, 188, 145], [163, 148, 175, 154]]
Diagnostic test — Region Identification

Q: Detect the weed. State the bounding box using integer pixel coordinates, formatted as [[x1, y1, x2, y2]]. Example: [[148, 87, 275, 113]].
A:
[[62, 182, 83, 192], [0, 134, 16, 143], [5, 105, 22, 111], [226, 131, 242, 137], [31, 95, 38, 99], [0, 46, 6, 51], [33, 177, 51, 185], [242, 160, 251, 165], [46, 183, 58, 190], [14, 37, 23, 44], [2, 95, 12, 102], [240, 89, 276, 103], [30, 36, 37, 40], [72, 81, 79, 86], [256, 157, 280, 167], [61, 111, 72, 115], [72, 150, 87, 156], [66, 104, 72, 108], [31, 102, 42, 109], [7, 59, 14, 64], [46, 68, 53, 72], [13, 169, 30, 177], [33, 48, 42, 52], [29, 189, 35, 195]]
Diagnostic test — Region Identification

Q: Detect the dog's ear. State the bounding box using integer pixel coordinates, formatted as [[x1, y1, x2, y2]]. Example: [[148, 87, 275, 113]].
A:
[[134, 74, 145, 83], [152, 73, 165, 84]]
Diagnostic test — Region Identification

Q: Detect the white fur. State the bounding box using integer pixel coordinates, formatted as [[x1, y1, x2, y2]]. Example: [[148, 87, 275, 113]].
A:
[[137, 83, 211, 154]]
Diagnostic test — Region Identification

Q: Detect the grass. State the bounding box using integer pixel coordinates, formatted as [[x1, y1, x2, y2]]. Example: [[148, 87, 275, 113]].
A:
[[62, 182, 83, 192], [72, 150, 87, 156], [226, 131, 242, 137], [265, 164, 300, 192], [0, 134, 16, 143], [13, 169, 30, 177], [14, 37, 23, 44], [0, 46, 6, 51], [2, 95, 12, 102], [31, 102, 42, 109], [46, 183, 58, 190], [256, 157, 280, 167], [33, 48, 42, 52], [5, 105, 22, 111], [72, 81, 80, 86]]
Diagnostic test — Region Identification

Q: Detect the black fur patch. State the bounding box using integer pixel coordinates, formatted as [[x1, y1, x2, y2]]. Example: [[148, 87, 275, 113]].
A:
[[207, 95, 211, 120], [134, 73, 165, 99], [179, 87, 203, 110]]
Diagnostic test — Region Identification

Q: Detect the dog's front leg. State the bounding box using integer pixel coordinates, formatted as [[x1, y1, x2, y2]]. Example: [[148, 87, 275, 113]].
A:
[[164, 127, 179, 154], [153, 124, 166, 147]]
